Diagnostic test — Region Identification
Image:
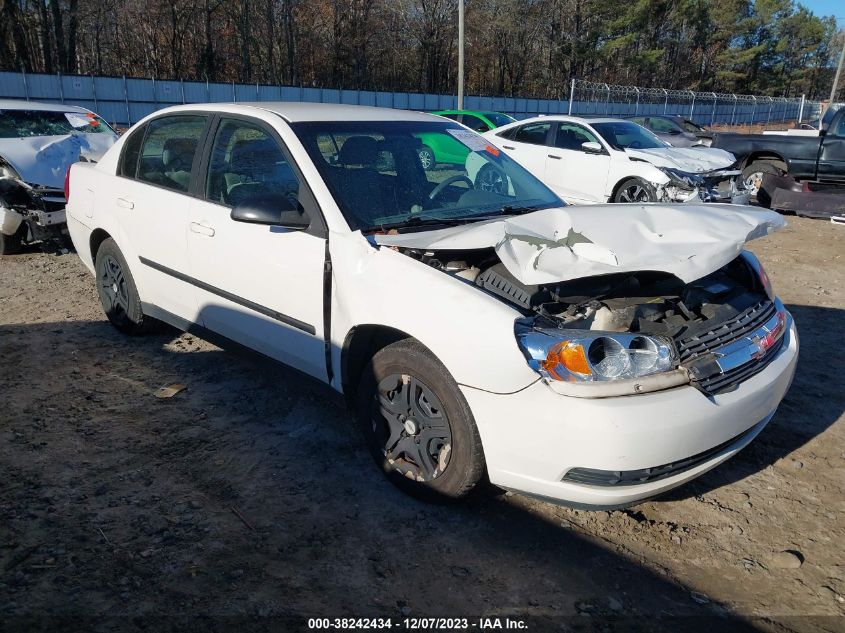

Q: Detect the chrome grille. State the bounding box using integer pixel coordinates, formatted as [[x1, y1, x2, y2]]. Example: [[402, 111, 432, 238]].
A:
[[676, 299, 784, 395]]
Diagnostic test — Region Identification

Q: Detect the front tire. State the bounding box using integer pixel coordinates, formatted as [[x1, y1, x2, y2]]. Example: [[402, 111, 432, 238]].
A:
[[0, 226, 24, 255], [95, 238, 158, 335], [613, 178, 657, 203], [742, 160, 783, 206], [355, 339, 486, 502]]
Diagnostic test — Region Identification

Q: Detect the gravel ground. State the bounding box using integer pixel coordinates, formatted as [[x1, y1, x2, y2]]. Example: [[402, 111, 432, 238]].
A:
[[0, 216, 843, 632]]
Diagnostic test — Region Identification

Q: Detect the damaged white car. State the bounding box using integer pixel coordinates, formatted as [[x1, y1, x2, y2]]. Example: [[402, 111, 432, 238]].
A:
[[481, 115, 750, 206], [66, 104, 797, 509], [0, 100, 117, 254]]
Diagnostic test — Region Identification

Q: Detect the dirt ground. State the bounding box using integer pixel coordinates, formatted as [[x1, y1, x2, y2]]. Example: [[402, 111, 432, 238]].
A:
[[1, 215, 843, 632]]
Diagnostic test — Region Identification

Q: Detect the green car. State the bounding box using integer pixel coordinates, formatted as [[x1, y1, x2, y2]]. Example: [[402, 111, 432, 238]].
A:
[[416, 110, 516, 170]]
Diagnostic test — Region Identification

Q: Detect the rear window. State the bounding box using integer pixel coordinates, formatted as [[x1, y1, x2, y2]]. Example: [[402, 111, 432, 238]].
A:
[[0, 110, 117, 139]]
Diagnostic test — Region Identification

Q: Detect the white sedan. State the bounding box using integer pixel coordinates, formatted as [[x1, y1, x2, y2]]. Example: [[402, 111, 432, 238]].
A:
[[480, 115, 749, 206], [66, 103, 797, 509]]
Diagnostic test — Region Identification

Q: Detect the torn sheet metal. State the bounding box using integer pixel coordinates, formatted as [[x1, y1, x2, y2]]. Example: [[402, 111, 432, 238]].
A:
[[625, 146, 737, 172], [0, 133, 115, 189], [374, 204, 785, 285]]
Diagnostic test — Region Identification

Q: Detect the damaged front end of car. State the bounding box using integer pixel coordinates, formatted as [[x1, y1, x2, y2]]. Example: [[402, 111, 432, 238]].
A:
[[657, 166, 750, 205], [512, 251, 787, 398], [375, 205, 788, 400], [0, 158, 68, 248]]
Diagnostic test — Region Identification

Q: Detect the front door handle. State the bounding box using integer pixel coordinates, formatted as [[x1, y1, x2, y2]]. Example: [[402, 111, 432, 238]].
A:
[[502, 145, 516, 150], [547, 154, 562, 160], [116, 197, 134, 209], [190, 221, 216, 237]]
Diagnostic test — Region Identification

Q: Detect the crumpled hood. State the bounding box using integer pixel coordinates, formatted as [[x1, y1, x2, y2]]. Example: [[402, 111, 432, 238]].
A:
[[374, 204, 785, 285], [625, 146, 737, 172], [0, 133, 115, 189]]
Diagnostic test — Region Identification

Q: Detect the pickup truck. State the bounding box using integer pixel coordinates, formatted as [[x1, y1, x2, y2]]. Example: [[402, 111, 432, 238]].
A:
[[712, 106, 845, 197]]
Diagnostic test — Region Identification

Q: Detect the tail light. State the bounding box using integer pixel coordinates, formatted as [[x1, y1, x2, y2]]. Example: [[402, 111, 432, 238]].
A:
[[64, 165, 72, 202]]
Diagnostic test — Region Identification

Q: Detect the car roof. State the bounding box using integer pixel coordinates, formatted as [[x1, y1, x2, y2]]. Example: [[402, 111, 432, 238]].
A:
[[157, 102, 442, 123], [503, 115, 626, 126], [0, 99, 92, 113]]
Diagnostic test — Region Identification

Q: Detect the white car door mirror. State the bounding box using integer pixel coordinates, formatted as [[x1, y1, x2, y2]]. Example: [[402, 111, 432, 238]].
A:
[[581, 141, 603, 155], [230, 193, 310, 230]]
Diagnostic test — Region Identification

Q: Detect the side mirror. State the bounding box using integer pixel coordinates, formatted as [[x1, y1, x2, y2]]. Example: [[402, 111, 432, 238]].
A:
[[230, 193, 310, 230], [581, 141, 603, 154]]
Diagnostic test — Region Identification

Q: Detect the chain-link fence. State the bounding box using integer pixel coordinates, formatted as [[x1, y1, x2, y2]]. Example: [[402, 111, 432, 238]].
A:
[[568, 79, 821, 128]]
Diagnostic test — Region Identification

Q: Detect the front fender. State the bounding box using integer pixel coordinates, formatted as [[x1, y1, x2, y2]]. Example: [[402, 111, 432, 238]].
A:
[[329, 231, 539, 394]]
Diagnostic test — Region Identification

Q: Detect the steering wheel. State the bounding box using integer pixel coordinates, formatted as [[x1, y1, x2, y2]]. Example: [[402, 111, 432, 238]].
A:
[[428, 175, 474, 202]]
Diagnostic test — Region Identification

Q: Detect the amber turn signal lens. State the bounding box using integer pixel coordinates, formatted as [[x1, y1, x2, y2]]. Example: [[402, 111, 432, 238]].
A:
[[541, 341, 591, 379]]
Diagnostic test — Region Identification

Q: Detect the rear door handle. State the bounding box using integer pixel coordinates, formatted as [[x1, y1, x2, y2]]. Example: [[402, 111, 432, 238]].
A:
[[116, 197, 134, 209], [190, 221, 215, 237], [502, 145, 516, 150], [547, 154, 562, 160]]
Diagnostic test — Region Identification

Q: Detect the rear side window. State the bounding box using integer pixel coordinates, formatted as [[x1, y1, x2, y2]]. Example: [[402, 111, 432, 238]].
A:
[[118, 124, 146, 178], [137, 115, 206, 193], [514, 122, 551, 145]]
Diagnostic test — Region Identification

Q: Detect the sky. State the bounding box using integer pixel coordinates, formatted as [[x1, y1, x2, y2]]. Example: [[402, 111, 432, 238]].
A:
[[798, 0, 845, 22]]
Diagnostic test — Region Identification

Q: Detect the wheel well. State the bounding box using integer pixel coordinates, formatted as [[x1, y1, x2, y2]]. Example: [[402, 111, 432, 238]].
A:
[[341, 325, 412, 406], [610, 176, 649, 201], [89, 228, 111, 264], [742, 153, 787, 173]]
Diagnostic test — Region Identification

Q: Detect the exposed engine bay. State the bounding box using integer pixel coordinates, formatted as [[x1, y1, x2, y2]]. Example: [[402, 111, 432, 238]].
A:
[[396, 245, 784, 396]]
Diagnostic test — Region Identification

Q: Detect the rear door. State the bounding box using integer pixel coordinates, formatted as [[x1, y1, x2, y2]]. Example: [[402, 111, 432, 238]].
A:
[[113, 114, 209, 322], [544, 122, 610, 203], [817, 112, 845, 182], [186, 115, 329, 380], [498, 121, 553, 177]]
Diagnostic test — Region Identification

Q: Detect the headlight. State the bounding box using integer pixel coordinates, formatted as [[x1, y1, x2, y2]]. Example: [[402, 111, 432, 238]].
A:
[[659, 167, 702, 189], [0, 161, 20, 180], [516, 326, 677, 383], [740, 251, 774, 300]]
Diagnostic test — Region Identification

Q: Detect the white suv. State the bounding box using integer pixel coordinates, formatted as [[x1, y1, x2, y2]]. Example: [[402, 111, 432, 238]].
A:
[[66, 103, 798, 508]]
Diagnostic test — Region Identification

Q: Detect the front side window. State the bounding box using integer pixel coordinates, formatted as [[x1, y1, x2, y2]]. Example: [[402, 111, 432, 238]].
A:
[[137, 115, 206, 193], [554, 123, 601, 151], [591, 121, 667, 150], [513, 122, 552, 145], [206, 118, 301, 208], [461, 114, 490, 133], [293, 120, 562, 232], [482, 112, 516, 128], [0, 109, 117, 139]]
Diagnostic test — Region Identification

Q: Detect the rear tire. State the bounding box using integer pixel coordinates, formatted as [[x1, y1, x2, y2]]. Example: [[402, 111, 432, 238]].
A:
[[95, 238, 158, 335], [355, 339, 486, 502], [613, 178, 657, 203]]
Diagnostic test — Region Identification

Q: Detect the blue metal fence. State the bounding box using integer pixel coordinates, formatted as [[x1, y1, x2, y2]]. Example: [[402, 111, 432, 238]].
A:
[[0, 70, 818, 128]]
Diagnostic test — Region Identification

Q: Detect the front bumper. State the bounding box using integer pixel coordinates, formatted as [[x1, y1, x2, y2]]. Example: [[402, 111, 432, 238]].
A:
[[660, 169, 750, 205], [462, 318, 798, 509]]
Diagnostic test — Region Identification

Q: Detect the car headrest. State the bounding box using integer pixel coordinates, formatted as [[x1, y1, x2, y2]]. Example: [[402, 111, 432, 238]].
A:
[[338, 136, 378, 167], [162, 138, 196, 170], [229, 138, 283, 176]]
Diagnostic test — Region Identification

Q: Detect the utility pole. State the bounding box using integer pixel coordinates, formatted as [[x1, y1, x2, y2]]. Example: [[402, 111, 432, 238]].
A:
[[830, 29, 845, 105], [457, 0, 465, 110]]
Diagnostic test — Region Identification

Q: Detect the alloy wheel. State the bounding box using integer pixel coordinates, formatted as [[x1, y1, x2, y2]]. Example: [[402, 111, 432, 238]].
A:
[[619, 183, 652, 203]]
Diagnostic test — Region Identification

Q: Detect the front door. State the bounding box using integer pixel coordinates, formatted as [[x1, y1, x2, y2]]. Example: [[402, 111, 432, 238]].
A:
[[187, 116, 328, 380], [818, 113, 845, 183]]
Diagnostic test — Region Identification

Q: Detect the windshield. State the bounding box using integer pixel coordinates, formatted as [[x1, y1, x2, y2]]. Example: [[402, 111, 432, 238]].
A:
[[592, 121, 667, 150], [0, 110, 117, 139], [292, 120, 562, 232], [483, 112, 517, 128]]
